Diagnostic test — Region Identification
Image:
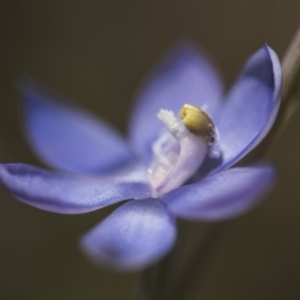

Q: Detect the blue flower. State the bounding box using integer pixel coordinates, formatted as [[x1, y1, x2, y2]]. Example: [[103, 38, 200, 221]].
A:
[[0, 43, 282, 271]]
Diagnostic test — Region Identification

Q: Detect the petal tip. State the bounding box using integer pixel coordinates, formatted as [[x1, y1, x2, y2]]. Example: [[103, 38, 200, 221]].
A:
[[79, 199, 177, 272]]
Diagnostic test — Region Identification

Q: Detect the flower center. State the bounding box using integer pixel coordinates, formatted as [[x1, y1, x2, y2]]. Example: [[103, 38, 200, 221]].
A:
[[148, 104, 216, 196]]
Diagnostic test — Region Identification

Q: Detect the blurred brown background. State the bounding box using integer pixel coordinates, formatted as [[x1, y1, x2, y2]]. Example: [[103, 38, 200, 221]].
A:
[[0, 0, 299, 299]]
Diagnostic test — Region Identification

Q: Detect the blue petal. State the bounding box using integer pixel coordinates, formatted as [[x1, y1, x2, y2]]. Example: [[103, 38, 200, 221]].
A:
[[214, 45, 282, 172], [19, 80, 133, 175], [0, 163, 151, 214], [80, 199, 176, 271], [162, 164, 275, 221], [129, 43, 223, 165]]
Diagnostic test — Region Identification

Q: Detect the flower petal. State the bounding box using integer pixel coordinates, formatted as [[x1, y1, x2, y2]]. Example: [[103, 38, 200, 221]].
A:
[[215, 45, 282, 172], [0, 163, 151, 214], [80, 199, 176, 271], [162, 164, 275, 221], [129, 43, 223, 164], [19, 80, 133, 175]]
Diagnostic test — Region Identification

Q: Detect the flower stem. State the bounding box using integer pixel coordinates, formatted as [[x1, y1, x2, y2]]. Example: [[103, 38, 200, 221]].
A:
[[134, 267, 156, 300], [135, 222, 223, 300], [274, 26, 300, 134], [165, 223, 224, 300], [134, 221, 188, 300], [282, 26, 300, 104]]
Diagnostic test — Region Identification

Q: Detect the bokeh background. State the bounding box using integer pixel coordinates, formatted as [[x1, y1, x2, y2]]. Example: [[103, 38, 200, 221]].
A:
[[0, 1, 299, 299]]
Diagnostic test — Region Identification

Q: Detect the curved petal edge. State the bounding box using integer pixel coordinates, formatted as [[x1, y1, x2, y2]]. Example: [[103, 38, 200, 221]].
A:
[[214, 45, 282, 173]]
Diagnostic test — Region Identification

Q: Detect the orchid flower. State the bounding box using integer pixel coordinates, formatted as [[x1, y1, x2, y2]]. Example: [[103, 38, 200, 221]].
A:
[[0, 43, 282, 271]]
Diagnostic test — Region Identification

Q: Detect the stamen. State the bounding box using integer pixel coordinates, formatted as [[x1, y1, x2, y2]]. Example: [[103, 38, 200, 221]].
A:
[[180, 104, 215, 145], [148, 104, 216, 196]]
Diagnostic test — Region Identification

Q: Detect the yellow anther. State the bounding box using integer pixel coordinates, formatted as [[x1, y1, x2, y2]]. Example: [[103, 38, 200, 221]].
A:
[[180, 104, 215, 144]]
